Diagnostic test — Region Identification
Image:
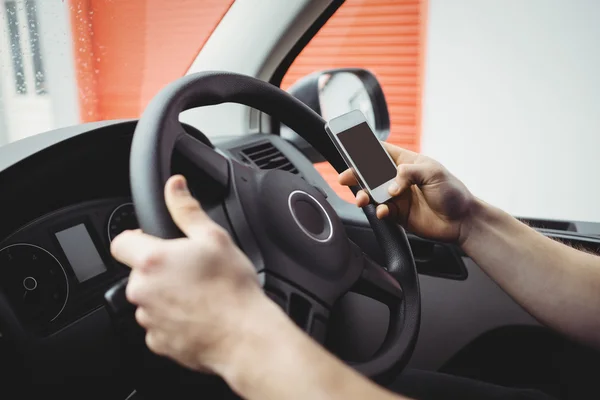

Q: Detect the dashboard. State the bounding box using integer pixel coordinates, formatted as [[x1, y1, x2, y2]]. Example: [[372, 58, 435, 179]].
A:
[[0, 119, 356, 342]]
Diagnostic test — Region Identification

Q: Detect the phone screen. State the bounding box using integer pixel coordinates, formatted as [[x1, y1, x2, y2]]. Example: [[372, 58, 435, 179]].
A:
[[336, 122, 397, 188]]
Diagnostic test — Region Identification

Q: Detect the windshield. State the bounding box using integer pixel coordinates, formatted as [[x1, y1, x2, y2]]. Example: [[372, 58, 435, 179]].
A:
[[0, 0, 232, 147]]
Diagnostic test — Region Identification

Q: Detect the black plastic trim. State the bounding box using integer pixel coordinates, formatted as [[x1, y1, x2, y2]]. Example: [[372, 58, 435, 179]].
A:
[[269, 0, 345, 88], [269, 0, 345, 135]]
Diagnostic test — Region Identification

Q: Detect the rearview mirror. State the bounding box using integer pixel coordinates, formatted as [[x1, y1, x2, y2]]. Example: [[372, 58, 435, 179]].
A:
[[283, 68, 390, 163]]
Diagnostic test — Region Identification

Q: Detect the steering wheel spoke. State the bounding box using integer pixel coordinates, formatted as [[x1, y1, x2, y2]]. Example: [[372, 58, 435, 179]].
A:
[[174, 133, 230, 188], [354, 254, 404, 307], [261, 272, 330, 345]]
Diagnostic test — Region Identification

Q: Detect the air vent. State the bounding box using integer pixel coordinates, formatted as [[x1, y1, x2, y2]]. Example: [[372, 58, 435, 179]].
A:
[[239, 141, 299, 174]]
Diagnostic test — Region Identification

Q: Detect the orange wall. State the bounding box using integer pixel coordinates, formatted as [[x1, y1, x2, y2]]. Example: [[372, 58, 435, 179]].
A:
[[68, 0, 427, 203], [69, 0, 233, 122], [282, 0, 428, 202]]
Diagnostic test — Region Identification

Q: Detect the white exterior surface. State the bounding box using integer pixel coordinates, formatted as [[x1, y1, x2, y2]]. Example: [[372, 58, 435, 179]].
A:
[[421, 0, 600, 222], [0, 0, 78, 145], [182, 0, 333, 136]]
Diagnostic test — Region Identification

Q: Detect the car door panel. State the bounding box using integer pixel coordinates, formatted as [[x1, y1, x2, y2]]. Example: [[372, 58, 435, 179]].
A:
[[410, 257, 540, 370]]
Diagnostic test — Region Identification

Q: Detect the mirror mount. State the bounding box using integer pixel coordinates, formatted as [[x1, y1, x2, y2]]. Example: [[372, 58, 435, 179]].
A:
[[281, 68, 390, 163]]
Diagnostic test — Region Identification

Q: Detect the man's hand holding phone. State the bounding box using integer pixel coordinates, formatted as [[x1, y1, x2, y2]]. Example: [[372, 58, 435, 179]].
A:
[[338, 141, 475, 246], [325, 110, 399, 204]]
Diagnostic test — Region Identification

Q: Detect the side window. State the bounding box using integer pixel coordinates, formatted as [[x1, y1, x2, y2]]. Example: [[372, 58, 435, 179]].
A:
[[281, 0, 427, 202]]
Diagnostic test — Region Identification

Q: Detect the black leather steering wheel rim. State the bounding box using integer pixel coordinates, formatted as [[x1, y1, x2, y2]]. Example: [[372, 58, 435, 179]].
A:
[[125, 71, 420, 384]]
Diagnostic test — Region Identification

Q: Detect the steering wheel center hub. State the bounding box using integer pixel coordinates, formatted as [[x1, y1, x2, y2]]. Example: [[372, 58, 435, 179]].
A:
[[250, 169, 351, 279], [288, 190, 333, 242]]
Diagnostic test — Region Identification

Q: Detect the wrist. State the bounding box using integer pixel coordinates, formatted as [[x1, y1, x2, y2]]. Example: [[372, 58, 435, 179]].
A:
[[207, 291, 396, 400], [210, 289, 296, 391], [458, 197, 491, 248]]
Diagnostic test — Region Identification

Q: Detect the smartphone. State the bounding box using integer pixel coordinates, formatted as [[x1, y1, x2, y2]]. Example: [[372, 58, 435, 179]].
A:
[[325, 110, 397, 204]]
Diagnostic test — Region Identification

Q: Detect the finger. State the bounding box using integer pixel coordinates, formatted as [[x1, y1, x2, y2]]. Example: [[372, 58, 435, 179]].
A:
[[125, 270, 152, 305], [111, 230, 164, 270], [388, 163, 428, 197], [135, 307, 152, 328], [355, 190, 370, 207], [382, 142, 419, 164], [165, 175, 212, 238], [387, 202, 400, 221], [393, 191, 411, 227], [338, 169, 358, 186], [376, 204, 390, 219], [145, 330, 167, 357]]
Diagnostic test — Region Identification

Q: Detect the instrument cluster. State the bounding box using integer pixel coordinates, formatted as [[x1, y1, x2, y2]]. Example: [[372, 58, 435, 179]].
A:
[[0, 198, 138, 336]]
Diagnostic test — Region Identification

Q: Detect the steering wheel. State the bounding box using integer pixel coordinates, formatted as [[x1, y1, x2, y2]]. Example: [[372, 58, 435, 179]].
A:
[[105, 71, 420, 396]]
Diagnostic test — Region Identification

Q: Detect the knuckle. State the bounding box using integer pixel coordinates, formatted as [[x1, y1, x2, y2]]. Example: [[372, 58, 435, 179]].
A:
[[125, 278, 143, 304], [110, 231, 130, 253], [205, 225, 230, 247], [145, 332, 165, 356], [112, 230, 131, 244], [396, 164, 409, 179], [426, 161, 445, 180], [137, 249, 163, 270], [432, 164, 447, 179], [120, 229, 137, 239], [135, 307, 150, 328], [174, 197, 201, 215]]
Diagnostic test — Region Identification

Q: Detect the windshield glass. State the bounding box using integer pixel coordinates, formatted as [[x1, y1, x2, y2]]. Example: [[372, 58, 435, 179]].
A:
[[0, 0, 232, 147]]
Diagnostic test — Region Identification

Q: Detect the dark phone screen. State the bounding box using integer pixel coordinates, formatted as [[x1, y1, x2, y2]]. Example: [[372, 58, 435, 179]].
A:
[[337, 122, 397, 188]]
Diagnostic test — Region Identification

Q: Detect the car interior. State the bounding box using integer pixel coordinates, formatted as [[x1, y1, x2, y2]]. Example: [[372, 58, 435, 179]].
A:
[[0, 1, 599, 399]]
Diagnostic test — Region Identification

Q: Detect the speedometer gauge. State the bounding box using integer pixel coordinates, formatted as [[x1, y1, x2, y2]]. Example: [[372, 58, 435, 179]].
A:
[[0, 243, 69, 325], [107, 203, 138, 242]]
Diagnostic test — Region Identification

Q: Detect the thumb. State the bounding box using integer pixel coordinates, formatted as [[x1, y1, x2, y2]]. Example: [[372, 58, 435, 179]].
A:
[[388, 163, 428, 197], [164, 175, 211, 238]]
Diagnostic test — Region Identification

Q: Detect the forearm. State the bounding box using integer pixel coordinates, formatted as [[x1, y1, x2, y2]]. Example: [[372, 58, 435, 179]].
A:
[[462, 199, 600, 347], [216, 296, 411, 400]]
